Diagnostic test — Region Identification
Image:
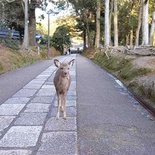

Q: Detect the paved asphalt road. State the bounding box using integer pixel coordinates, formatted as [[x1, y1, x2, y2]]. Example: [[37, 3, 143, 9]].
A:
[[76, 54, 155, 155], [0, 54, 155, 155]]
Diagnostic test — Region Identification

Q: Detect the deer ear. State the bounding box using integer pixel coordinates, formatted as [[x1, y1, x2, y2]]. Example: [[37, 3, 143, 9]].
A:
[[68, 59, 75, 68], [54, 59, 61, 68]]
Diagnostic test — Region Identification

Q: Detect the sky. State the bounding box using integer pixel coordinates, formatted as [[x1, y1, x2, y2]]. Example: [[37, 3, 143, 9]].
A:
[[36, 1, 74, 23]]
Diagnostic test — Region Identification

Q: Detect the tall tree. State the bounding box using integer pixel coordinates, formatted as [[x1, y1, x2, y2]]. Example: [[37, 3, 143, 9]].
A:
[[149, 12, 155, 45], [68, 0, 96, 48], [52, 25, 71, 53], [95, 0, 101, 48], [113, 0, 118, 46], [109, 0, 113, 46], [0, 0, 24, 41], [29, 1, 36, 46], [142, 0, 149, 45], [104, 0, 110, 46], [22, 0, 29, 49], [135, 0, 142, 46]]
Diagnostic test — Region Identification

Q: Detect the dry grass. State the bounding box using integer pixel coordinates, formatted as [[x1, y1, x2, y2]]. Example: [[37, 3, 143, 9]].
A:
[[0, 43, 60, 75]]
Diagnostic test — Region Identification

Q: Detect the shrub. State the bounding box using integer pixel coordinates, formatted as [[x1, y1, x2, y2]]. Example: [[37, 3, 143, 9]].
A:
[[4, 38, 20, 50], [0, 62, 3, 74]]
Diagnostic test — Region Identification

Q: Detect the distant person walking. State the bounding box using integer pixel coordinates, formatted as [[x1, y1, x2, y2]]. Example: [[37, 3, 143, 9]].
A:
[[68, 48, 71, 54]]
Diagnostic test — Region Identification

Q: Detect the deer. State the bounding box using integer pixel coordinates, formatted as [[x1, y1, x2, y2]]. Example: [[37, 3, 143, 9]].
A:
[[53, 59, 75, 119]]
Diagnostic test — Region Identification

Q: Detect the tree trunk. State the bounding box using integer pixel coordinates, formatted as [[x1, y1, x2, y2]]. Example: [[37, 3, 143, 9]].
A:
[[104, 0, 110, 46], [114, 0, 118, 46], [149, 12, 155, 45], [86, 17, 91, 48], [109, 0, 114, 46], [29, 4, 36, 46], [135, 0, 142, 46], [130, 29, 133, 46], [126, 35, 129, 45], [83, 28, 87, 50], [142, 0, 149, 45], [86, 26, 91, 48], [22, 0, 29, 49], [95, 0, 101, 49]]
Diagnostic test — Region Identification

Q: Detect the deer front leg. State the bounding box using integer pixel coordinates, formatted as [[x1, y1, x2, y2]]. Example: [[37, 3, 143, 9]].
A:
[[62, 95, 66, 120], [56, 94, 61, 119]]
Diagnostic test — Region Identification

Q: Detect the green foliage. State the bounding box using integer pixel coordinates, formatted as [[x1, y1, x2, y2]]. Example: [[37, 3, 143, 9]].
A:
[[129, 81, 155, 105], [3, 38, 20, 50], [94, 54, 151, 81], [1, 0, 155, 47], [0, 1, 24, 30], [0, 62, 3, 74], [94, 54, 130, 72], [51, 25, 71, 53], [120, 64, 151, 80], [56, 15, 80, 39]]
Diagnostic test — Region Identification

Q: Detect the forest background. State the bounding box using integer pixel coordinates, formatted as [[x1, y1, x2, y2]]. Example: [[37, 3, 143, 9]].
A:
[[0, 0, 155, 52]]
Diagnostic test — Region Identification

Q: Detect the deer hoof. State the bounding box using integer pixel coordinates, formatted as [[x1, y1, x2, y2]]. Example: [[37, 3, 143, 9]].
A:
[[63, 115, 66, 120], [63, 117, 66, 120], [56, 114, 60, 120]]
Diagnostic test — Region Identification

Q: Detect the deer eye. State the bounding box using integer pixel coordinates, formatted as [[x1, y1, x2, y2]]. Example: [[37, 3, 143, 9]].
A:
[[60, 67, 63, 70]]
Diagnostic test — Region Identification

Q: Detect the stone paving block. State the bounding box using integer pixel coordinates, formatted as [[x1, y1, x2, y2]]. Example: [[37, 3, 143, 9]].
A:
[[28, 80, 44, 85], [71, 75, 76, 78], [13, 89, 37, 97], [0, 104, 25, 116], [45, 117, 77, 131], [35, 77, 48, 81], [44, 81, 53, 85], [25, 103, 50, 112], [14, 112, 47, 125], [39, 72, 52, 76], [36, 88, 55, 96], [70, 81, 76, 85], [36, 132, 77, 155], [66, 95, 77, 100], [0, 126, 42, 147], [46, 76, 53, 81], [69, 84, 76, 91], [4, 97, 30, 104], [67, 91, 76, 96], [37, 74, 50, 77], [24, 84, 42, 89], [0, 116, 15, 132], [51, 107, 76, 117], [70, 72, 76, 76], [54, 100, 76, 107], [43, 69, 55, 73], [0, 150, 32, 155], [31, 96, 53, 104], [41, 85, 55, 89]]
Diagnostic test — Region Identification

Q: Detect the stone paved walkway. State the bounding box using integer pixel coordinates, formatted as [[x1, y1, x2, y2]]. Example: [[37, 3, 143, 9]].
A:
[[0, 54, 77, 155]]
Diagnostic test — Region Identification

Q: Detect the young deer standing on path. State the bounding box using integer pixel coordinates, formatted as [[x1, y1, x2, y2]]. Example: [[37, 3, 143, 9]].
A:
[[53, 59, 75, 119]]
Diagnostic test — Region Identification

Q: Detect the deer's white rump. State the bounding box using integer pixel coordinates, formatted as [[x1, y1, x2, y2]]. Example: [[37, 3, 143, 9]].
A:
[[53, 59, 75, 119]]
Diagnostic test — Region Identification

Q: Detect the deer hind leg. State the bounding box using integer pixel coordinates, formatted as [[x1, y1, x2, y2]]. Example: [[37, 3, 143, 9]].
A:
[[56, 94, 61, 119]]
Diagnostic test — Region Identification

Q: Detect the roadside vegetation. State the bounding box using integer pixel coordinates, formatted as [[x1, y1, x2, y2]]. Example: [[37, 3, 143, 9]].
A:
[[84, 48, 155, 109], [0, 40, 60, 75]]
